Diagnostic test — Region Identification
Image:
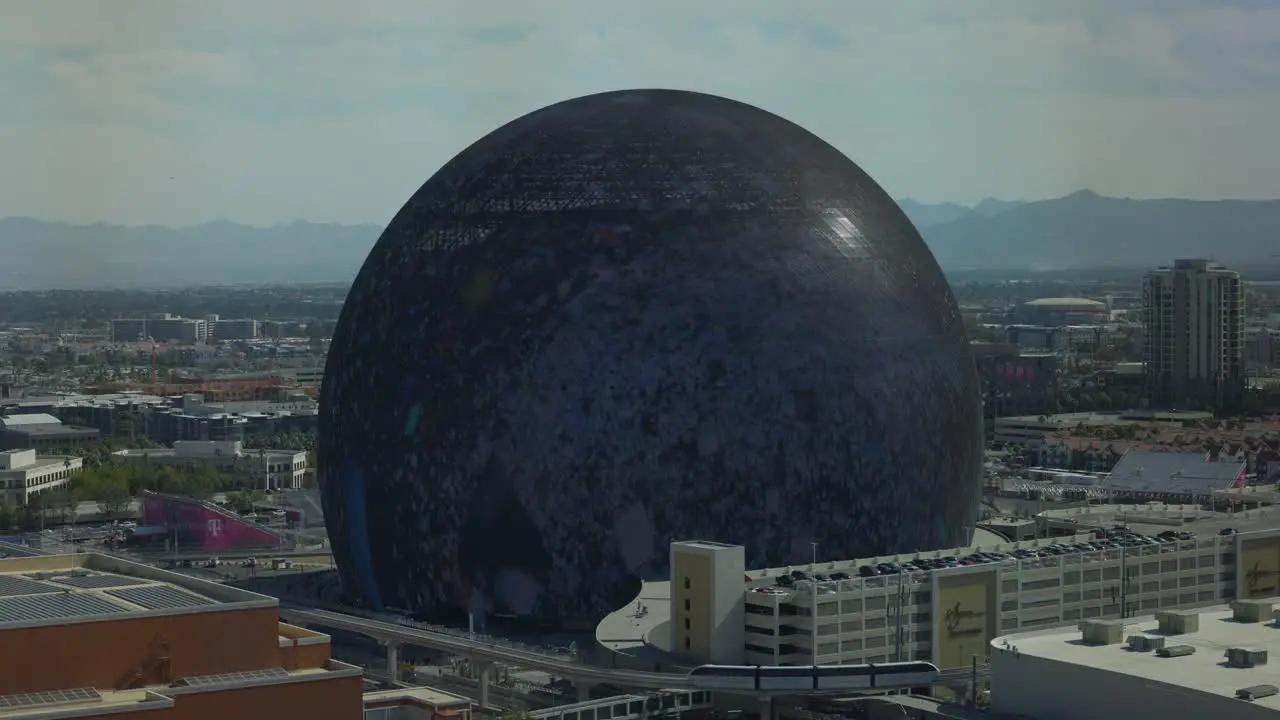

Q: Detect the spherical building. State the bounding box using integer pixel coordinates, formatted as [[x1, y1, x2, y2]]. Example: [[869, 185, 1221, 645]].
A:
[[318, 89, 983, 625]]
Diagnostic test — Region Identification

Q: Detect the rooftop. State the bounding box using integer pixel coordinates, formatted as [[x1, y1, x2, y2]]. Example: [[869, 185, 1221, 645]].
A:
[[595, 579, 676, 666], [1024, 297, 1106, 308], [0, 414, 61, 427], [363, 686, 472, 710], [0, 663, 360, 718], [997, 606, 1280, 710], [0, 553, 276, 629], [1107, 450, 1245, 495]]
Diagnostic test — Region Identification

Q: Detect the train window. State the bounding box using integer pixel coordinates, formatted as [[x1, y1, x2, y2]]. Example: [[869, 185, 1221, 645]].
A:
[[875, 662, 938, 675], [816, 665, 871, 677], [769, 666, 813, 677]]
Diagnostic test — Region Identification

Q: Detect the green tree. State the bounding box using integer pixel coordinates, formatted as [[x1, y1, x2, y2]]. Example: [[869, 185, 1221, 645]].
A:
[[0, 500, 17, 533], [98, 485, 132, 518]]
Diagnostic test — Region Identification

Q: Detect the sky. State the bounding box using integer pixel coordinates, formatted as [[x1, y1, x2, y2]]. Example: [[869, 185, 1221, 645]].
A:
[[3, 0, 1280, 227]]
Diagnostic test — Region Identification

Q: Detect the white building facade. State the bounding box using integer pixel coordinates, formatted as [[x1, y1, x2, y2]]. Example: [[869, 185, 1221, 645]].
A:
[[111, 440, 307, 490], [0, 449, 83, 506]]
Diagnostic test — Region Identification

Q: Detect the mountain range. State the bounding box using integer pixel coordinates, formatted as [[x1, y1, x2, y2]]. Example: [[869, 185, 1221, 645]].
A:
[[3, 190, 1279, 289]]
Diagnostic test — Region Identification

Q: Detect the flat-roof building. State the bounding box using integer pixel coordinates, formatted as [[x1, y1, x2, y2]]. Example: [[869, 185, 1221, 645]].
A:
[[597, 525, 1280, 687], [0, 449, 82, 507], [0, 414, 100, 452], [112, 440, 307, 490], [991, 602, 1280, 719], [0, 552, 364, 718]]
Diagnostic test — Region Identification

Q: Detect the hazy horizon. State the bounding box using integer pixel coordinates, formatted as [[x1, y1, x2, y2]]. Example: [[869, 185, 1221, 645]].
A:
[[4, 1, 1280, 227], [4, 189, 1245, 230]]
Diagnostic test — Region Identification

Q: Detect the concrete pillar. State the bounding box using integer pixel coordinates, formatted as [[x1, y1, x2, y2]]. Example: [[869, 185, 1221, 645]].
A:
[[575, 681, 595, 702], [384, 641, 400, 681], [758, 695, 774, 720], [477, 661, 494, 709]]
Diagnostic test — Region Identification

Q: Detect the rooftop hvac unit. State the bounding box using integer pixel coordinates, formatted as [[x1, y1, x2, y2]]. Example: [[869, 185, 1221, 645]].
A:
[[1079, 619, 1125, 646], [1156, 609, 1200, 635], [1233, 600, 1274, 624], [1127, 635, 1167, 652], [1237, 685, 1279, 701], [1157, 645, 1197, 658], [1226, 647, 1270, 668]]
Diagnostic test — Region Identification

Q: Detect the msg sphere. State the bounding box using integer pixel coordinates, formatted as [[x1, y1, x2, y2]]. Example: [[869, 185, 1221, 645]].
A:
[[318, 89, 983, 625]]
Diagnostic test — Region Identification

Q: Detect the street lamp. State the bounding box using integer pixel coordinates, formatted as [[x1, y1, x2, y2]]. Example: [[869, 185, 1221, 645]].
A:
[[810, 541, 818, 566]]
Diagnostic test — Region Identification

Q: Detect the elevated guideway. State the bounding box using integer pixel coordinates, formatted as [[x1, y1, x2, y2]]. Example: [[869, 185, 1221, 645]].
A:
[[279, 605, 971, 699]]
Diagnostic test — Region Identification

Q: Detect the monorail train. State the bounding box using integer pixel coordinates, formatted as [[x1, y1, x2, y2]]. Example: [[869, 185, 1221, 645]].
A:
[[686, 662, 939, 692]]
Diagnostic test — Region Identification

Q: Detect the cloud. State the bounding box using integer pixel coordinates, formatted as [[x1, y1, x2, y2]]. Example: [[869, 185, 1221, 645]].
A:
[[2, 0, 1280, 225]]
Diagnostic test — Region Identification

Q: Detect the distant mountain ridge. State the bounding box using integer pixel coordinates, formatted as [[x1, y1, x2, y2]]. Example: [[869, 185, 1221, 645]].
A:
[[908, 190, 1280, 271], [2, 190, 1278, 288], [0, 217, 382, 290]]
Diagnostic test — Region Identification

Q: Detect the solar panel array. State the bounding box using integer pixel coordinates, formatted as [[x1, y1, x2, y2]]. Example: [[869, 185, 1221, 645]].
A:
[[0, 593, 127, 624], [53, 574, 148, 590], [0, 687, 102, 710], [106, 585, 215, 611], [174, 668, 290, 687], [0, 575, 60, 597]]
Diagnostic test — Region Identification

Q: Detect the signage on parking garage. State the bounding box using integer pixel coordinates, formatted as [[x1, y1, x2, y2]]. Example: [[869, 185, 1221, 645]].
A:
[[1247, 561, 1278, 597], [944, 602, 986, 638]]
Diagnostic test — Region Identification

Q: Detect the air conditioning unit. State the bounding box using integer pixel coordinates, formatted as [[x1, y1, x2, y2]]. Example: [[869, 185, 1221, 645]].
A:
[[1157, 645, 1196, 658], [1127, 635, 1167, 652], [1079, 620, 1125, 646], [1226, 647, 1269, 668], [1237, 685, 1279, 701], [1156, 609, 1200, 635], [1233, 600, 1274, 624]]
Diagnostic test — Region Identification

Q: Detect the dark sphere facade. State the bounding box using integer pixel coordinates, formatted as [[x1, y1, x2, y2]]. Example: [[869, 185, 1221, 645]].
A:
[[318, 89, 983, 624]]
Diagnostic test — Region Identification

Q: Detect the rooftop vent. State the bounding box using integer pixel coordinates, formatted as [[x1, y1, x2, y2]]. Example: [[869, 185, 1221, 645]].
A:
[[1157, 645, 1196, 658], [1156, 609, 1200, 635], [1233, 600, 1274, 624], [1079, 619, 1125, 646], [1226, 647, 1270, 668], [1127, 635, 1167, 652], [1237, 685, 1279, 701]]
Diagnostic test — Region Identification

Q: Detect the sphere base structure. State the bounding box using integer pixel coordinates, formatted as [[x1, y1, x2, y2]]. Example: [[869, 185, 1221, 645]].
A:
[[318, 89, 983, 626]]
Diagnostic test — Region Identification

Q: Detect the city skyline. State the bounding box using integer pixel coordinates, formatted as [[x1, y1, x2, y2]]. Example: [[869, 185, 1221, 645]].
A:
[[3, 1, 1280, 227]]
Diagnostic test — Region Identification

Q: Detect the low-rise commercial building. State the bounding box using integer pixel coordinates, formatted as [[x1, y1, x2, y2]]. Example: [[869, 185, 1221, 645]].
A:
[[0, 414, 101, 452], [363, 687, 473, 720], [0, 552, 364, 718], [0, 449, 82, 506], [990, 601, 1280, 719], [112, 440, 308, 490]]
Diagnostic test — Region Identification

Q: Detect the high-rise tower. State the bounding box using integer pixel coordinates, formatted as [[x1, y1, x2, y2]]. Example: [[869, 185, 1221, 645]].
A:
[[1142, 258, 1244, 411]]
